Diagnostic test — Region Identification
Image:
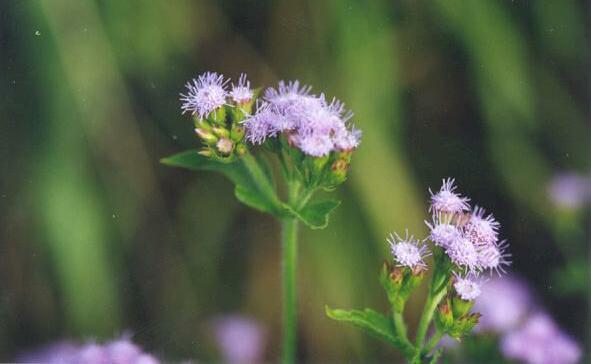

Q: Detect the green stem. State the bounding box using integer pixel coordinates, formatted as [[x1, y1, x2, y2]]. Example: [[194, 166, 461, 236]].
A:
[[423, 328, 444, 354], [242, 153, 280, 204], [392, 311, 415, 358], [281, 217, 298, 364], [414, 286, 448, 350]]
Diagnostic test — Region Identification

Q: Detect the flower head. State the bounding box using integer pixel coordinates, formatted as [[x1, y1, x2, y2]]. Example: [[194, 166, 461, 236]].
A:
[[243, 102, 278, 145], [180, 72, 228, 119], [425, 214, 461, 249], [453, 273, 482, 301], [387, 231, 430, 269], [264, 80, 312, 111], [445, 235, 480, 271], [230, 73, 254, 105], [464, 206, 500, 246], [477, 239, 511, 276], [501, 312, 581, 364], [429, 178, 470, 214]]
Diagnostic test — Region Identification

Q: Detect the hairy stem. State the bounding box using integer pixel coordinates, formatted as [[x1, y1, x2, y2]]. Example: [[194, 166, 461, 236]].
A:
[[281, 217, 298, 364], [392, 311, 416, 358], [414, 286, 448, 350], [423, 328, 444, 354]]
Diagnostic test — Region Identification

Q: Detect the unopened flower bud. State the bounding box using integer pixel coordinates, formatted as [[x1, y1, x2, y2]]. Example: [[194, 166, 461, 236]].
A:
[[230, 124, 246, 141], [207, 106, 227, 125], [235, 143, 248, 156], [212, 126, 230, 138], [198, 149, 212, 157], [452, 295, 474, 318], [195, 128, 218, 144], [436, 301, 454, 331], [216, 137, 234, 155]]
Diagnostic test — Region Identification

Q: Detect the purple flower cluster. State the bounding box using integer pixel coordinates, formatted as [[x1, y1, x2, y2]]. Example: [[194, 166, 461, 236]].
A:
[[424, 178, 511, 299], [243, 81, 361, 157], [475, 275, 581, 364], [17, 336, 159, 364], [181, 72, 253, 119]]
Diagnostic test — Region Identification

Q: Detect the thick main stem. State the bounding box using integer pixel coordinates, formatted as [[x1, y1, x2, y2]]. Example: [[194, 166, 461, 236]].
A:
[[281, 217, 298, 364]]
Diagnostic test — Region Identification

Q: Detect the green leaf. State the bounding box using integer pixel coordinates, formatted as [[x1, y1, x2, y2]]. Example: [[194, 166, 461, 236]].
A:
[[292, 200, 341, 229], [162, 150, 283, 215], [325, 306, 406, 350], [235, 184, 286, 215]]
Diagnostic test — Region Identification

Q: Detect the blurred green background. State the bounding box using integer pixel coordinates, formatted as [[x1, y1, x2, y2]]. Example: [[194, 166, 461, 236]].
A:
[[1, 0, 589, 362]]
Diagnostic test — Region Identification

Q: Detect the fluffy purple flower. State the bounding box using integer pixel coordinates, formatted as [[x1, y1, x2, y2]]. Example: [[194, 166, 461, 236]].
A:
[[387, 232, 430, 269], [211, 315, 266, 364], [446, 235, 480, 271], [425, 214, 461, 249], [429, 178, 471, 214], [230, 73, 254, 105], [501, 312, 581, 364], [180, 72, 228, 119], [453, 273, 482, 301], [547, 172, 591, 210], [243, 102, 278, 145], [477, 240, 511, 276], [244, 80, 361, 156], [474, 275, 531, 333], [464, 206, 500, 246]]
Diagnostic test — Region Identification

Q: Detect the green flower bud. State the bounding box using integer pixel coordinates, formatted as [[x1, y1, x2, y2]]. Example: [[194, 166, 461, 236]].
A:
[[230, 124, 246, 141], [235, 143, 248, 157], [451, 295, 474, 319], [207, 106, 226, 125], [212, 126, 230, 138], [195, 128, 218, 144], [436, 301, 454, 332], [198, 149, 212, 157]]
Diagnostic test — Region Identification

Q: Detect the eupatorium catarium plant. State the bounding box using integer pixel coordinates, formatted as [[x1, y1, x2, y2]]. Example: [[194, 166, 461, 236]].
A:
[[162, 72, 361, 363], [326, 179, 511, 364]]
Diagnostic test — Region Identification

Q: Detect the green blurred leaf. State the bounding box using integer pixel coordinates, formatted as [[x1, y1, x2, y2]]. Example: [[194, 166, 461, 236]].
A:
[[162, 150, 286, 215], [325, 306, 407, 350], [292, 200, 341, 229]]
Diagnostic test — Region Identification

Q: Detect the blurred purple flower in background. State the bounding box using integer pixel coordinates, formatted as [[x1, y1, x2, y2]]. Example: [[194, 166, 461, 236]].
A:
[[211, 315, 266, 364], [501, 312, 581, 364], [474, 275, 532, 333], [16, 335, 159, 364], [547, 172, 591, 210]]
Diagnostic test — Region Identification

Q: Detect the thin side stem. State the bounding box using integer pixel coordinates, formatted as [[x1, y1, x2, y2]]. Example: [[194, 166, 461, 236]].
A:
[[392, 311, 416, 358], [281, 217, 298, 364]]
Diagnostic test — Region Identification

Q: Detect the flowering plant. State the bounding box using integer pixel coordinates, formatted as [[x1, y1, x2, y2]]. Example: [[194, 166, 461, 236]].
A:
[[326, 179, 510, 364], [162, 72, 361, 363]]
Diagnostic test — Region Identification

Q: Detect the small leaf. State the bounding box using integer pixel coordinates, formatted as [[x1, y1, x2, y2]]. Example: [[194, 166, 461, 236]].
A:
[[325, 306, 406, 350], [293, 200, 341, 229]]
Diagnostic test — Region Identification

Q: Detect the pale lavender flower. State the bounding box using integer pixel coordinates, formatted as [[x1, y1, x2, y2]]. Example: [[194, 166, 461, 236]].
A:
[[425, 214, 461, 249], [243, 102, 278, 145], [211, 315, 266, 364], [548, 172, 591, 210], [180, 72, 228, 119], [230, 73, 253, 105], [501, 312, 581, 364], [387, 231, 430, 269], [264, 80, 312, 111], [445, 235, 480, 271], [106, 337, 142, 364], [334, 126, 362, 151], [464, 206, 500, 246], [292, 131, 335, 157], [429, 178, 471, 214], [474, 275, 531, 333], [453, 273, 483, 301], [477, 239, 511, 276]]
